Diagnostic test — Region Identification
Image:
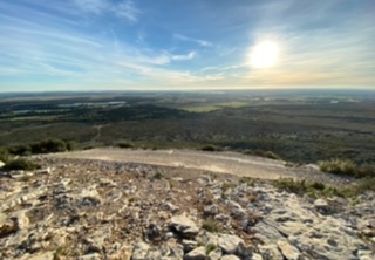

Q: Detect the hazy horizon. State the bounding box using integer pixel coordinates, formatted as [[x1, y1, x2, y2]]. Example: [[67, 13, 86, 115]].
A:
[[1, 0, 374, 91]]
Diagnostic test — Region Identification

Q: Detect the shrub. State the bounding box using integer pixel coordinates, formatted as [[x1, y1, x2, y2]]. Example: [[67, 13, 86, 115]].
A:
[[66, 141, 79, 151], [205, 244, 217, 255], [319, 158, 356, 175], [355, 164, 375, 178], [153, 172, 163, 179], [31, 139, 67, 153], [243, 149, 281, 159], [117, 142, 134, 149], [9, 145, 32, 156], [202, 218, 221, 233], [202, 145, 216, 152], [0, 147, 9, 163], [1, 159, 41, 171], [275, 178, 308, 195]]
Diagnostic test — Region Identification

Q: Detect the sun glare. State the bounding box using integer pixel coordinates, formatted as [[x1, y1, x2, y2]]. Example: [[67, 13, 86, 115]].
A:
[[248, 40, 279, 69]]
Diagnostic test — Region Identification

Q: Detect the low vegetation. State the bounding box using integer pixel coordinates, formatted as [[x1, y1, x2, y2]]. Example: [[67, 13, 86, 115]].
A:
[[116, 142, 134, 149], [243, 149, 281, 160], [1, 158, 41, 171], [202, 218, 222, 233], [0, 147, 9, 162], [201, 145, 218, 152], [6, 139, 77, 156], [319, 159, 374, 178], [274, 177, 375, 198]]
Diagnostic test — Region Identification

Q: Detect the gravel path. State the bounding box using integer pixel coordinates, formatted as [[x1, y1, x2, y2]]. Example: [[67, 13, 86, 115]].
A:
[[49, 148, 352, 184]]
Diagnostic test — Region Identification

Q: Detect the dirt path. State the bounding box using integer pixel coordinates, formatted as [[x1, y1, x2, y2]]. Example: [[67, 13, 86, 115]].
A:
[[47, 148, 343, 182]]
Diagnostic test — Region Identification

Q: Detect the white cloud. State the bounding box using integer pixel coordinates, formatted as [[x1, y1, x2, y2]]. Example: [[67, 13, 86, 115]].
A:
[[73, 0, 107, 14], [73, 0, 140, 22], [114, 1, 139, 22], [173, 34, 212, 47], [171, 51, 196, 61]]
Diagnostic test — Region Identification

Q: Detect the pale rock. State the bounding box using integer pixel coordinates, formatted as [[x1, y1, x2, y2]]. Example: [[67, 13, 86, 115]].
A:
[[314, 199, 329, 214], [220, 255, 240, 260], [251, 253, 262, 260], [204, 204, 219, 215], [21, 251, 55, 260], [208, 248, 222, 260], [183, 246, 208, 260], [170, 214, 199, 239], [163, 202, 179, 213], [277, 240, 300, 260], [79, 253, 103, 260], [183, 239, 198, 253], [217, 233, 244, 254], [132, 241, 150, 260]]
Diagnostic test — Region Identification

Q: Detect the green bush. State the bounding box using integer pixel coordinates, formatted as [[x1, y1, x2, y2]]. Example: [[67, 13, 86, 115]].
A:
[[205, 244, 217, 255], [319, 159, 374, 178], [8, 145, 32, 156], [0, 147, 9, 163], [31, 139, 67, 153], [202, 145, 216, 151], [319, 158, 356, 175], [116, 142, 134, 149], [66, 141, 79, 151], [153, 172, 163, 179], [1, 159, 41, 171], [355, 164, 375, 178]]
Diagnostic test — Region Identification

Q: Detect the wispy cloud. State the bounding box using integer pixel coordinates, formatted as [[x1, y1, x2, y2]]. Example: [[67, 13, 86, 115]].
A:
[[0, 0, 374, 91], [173, 34, 212, 47], [73, 0, 140, 22]]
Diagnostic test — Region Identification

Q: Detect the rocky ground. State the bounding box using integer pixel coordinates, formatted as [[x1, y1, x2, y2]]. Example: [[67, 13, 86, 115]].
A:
[[0, 157, 374, 259]]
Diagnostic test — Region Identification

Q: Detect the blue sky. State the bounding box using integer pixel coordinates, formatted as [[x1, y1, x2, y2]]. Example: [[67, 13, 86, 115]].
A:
[[0, 0, 374, 91]]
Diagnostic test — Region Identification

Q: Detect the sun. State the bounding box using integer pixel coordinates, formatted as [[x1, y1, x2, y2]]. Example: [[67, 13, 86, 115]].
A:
[[248, 40, 279, 69]]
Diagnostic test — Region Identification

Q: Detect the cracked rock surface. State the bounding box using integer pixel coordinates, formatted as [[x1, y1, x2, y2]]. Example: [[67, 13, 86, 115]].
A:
[[0, 157, 374, 259]]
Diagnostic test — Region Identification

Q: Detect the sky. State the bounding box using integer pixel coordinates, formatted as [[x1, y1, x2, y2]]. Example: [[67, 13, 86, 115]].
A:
[[0, 0, 374, 91]]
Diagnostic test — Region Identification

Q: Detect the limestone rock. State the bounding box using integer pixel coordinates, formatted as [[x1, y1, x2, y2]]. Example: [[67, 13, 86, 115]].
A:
[[220, 255, 240, 260], [314, 199, 329, 214], [170, 214, 199, 239], [217, 233, 244, 254], [183, 246, 208, 260], [0, 213, 18, 237], [277, 240, 300, 260], [21, 251, 55, 260]]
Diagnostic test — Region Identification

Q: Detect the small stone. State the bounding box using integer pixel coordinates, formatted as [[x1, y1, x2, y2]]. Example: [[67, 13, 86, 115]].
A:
[[132, 241, 150, 260], [183, 246, 208, 260], [183, 239, 198, 253], [217, 233, 244, 254], [220, 255, 240, 260], [314, 199, 329, 214], [170, 214, 199, 239], [277, 240, 300, 260], [0, 213, 18, 237]]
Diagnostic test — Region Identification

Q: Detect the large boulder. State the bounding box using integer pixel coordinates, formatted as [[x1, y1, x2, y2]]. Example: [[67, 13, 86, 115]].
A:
[[170, 214, 199, 239]]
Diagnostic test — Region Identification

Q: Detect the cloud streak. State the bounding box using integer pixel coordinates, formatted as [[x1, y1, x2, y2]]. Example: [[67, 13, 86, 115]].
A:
[[73, 0, 140, 22], [173, 34, 213, 48], [0, 0, 374, 91]]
